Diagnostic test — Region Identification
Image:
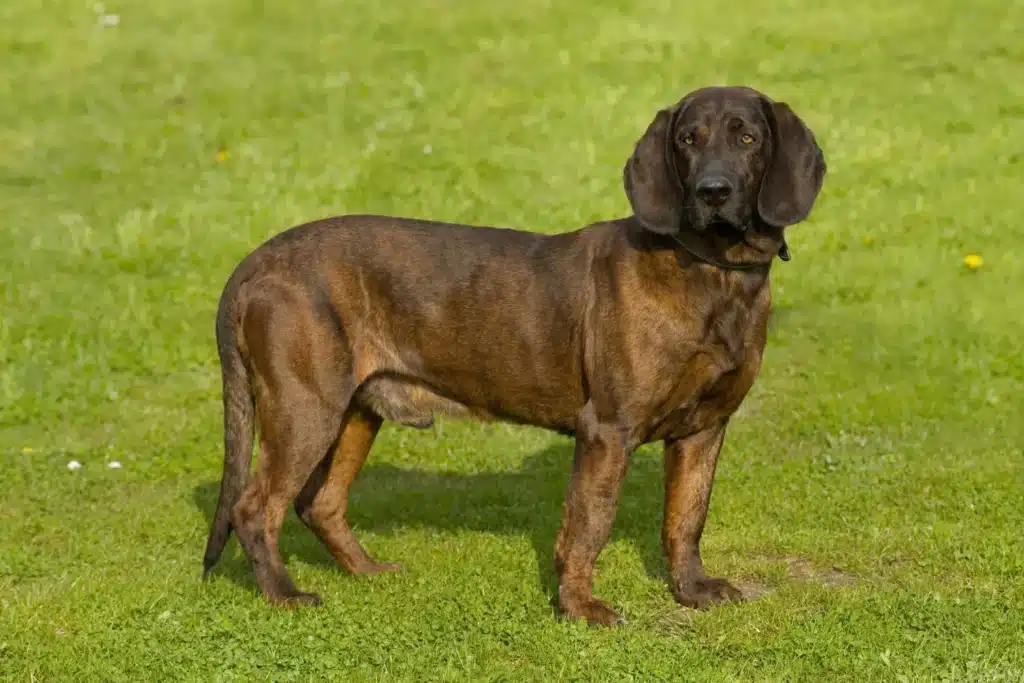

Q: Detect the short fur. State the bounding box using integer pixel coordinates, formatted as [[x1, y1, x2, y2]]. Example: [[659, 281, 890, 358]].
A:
[[202, 85, 826, 626]]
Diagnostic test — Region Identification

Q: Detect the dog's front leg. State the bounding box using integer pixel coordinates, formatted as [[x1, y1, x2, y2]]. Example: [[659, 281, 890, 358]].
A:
[[662, 422, 743, 609], [553, 404, 631, 627]]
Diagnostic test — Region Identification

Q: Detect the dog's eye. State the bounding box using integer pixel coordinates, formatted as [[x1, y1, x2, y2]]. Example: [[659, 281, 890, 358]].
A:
[[682, 134, 695, 146], [741, 134, 755, 145]]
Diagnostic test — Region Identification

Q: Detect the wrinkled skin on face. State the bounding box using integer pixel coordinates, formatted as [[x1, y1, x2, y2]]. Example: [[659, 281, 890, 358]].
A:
[[623, 85, 826, 249], [668, 88, 772, 233]]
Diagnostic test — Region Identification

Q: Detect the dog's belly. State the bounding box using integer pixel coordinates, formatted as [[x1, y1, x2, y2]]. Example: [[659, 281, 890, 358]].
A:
[[353, 372, 579, 434]]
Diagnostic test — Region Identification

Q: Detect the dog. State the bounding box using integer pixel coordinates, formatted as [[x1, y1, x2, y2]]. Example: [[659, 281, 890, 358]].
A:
[[201, 85, 826, 627]]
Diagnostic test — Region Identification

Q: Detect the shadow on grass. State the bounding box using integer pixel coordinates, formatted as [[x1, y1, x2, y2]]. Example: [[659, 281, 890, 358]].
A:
[[192, 440, 671, 597]]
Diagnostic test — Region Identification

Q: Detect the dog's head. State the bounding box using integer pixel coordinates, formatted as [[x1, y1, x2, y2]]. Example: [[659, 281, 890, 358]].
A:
[[623, 86, 826, 242]]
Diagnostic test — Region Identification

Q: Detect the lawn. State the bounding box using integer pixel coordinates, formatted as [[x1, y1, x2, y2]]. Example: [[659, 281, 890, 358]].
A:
[[2, 0, 1023, 680]]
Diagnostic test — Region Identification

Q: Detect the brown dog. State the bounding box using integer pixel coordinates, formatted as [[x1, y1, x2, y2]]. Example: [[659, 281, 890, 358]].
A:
[[202, 85, 826, 626]]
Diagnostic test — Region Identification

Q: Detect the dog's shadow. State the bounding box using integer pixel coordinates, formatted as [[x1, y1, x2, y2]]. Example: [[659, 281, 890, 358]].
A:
[[191, 439, 670, 597]]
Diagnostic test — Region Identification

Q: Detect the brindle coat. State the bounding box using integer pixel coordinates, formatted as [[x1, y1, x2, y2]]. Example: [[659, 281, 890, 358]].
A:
[[202, 86, 826, 626]]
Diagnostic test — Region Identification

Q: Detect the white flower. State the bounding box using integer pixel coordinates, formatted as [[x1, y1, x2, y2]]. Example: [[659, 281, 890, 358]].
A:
[[423, 144, 432, 154], [67, 460, 83, 471], [108, 461, 123, 469]]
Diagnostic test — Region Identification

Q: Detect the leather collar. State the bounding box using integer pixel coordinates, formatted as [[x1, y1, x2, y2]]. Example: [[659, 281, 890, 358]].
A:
[[670, 229, 788, 271]]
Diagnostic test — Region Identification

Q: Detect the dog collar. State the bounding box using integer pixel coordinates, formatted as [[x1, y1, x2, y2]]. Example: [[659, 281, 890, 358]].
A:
[[670, 232, 787, 271]]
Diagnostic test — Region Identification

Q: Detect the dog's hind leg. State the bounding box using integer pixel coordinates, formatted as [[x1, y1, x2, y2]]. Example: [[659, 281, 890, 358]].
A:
[[294, 406, 401, 575], [229, 287, 352, 606], [230, 383, 347, 606]]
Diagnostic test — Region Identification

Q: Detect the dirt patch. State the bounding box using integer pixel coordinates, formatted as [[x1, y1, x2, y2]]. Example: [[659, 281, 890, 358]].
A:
[[702, 555, 856, 605], [734, 579, 776, 601], [689, 555, 856, 607], [651, 554, 856, 630], [777, 555, 857, 587]]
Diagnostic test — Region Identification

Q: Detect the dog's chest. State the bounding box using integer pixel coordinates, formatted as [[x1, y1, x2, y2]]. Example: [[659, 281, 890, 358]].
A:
[[648, 292, 768, 441]]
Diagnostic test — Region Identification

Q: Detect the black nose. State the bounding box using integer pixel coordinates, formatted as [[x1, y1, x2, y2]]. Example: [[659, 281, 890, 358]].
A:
[[696, 176, 733, 205]]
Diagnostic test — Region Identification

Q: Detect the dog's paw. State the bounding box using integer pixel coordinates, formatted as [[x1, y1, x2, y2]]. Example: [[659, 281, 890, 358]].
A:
[[673, 576, 743, 610], [559, 597, 626, 627]]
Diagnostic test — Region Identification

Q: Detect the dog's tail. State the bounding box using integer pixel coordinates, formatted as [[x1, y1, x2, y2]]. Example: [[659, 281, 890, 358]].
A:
[[202, 281, 255, 579]]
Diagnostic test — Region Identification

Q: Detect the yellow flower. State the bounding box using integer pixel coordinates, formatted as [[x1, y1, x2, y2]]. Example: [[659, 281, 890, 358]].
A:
[[215, 150, 229, 163], [22, 447, 34, 453], [963, 253, 983, 269], [862, 236, 874, 246]]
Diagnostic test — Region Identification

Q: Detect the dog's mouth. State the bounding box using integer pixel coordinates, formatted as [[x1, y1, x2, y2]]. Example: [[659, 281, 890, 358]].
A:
[[689, 202, 749, 235], [707, 215, 747, 234]]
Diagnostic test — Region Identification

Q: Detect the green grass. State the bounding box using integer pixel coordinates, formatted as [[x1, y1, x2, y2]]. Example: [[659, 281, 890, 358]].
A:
[[2, 0, 1023, 680]]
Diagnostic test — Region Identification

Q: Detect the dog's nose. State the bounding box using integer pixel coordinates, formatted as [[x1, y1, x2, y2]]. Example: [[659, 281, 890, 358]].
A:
[[696, 176, 733, 206]]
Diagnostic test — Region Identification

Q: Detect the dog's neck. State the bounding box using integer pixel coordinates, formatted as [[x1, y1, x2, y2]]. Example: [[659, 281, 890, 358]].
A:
[[670, 221, 788, 271]]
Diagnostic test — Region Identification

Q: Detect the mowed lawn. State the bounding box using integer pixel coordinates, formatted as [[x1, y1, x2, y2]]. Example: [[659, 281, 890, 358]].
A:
[[2, 0, 1023, 680]]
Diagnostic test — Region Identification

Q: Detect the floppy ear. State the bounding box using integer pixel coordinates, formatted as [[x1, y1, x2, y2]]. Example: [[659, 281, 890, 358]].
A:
[[623, 107, 683, 235], [757, 100, 827, 228]]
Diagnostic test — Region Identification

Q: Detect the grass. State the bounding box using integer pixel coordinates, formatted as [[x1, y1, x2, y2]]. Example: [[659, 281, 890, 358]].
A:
[[2, 0, 1023, 680]]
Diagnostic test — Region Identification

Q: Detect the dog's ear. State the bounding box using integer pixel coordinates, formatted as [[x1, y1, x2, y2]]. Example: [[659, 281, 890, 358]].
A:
[[757, 100, 826, 228], [623, 106, 683, 235]]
